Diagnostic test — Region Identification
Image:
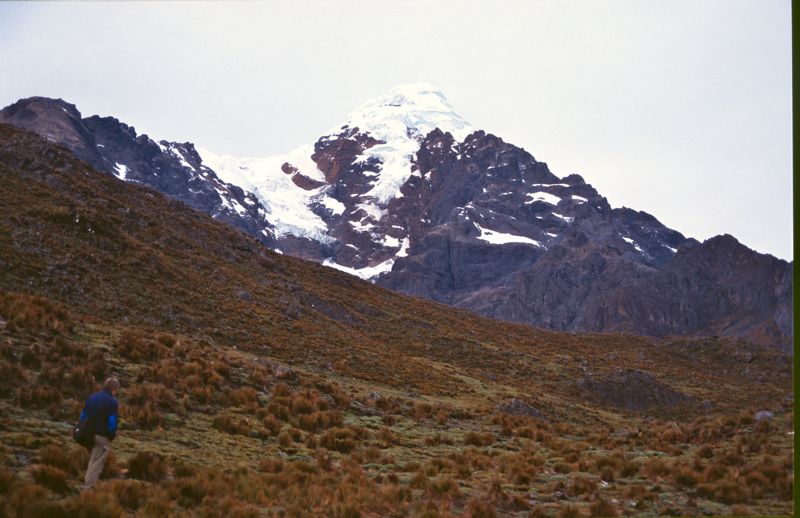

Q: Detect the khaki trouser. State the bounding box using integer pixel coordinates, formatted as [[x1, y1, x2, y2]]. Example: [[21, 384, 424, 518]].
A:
[[82, 435, 111, 490]]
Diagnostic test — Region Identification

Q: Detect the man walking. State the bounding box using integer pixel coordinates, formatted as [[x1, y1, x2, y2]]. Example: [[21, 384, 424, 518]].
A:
[[79, 377, 120, 491]]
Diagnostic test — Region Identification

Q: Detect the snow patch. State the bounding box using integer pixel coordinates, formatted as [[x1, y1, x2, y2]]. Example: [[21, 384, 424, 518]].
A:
[[525, 192, 561, 205], [350, 219, 376, 233], [318, 195, 346, 216], [621, 236, 644, 253], [571, 195, 588, 203], [197, 147, 257, 192], [552, 212, 574, 223], [474, 223, 543, 247], [212, 185, 234, 212], [169, 144, 196, 171], [197, 146, 333, 244], [396, 237, 411, 257], [113, 162, 129, 180], [355, 202, 386, 223], [231, 199, 248, 217], [323, 257, 395, 281], [382, 235, 401, 248]]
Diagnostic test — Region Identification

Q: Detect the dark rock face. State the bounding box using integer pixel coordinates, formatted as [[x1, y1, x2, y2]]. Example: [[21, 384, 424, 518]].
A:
[[280, 120, 791, 351], [0, 97, 276, 248], [577, 369, 691, 411], [312, 127, 382, 183]]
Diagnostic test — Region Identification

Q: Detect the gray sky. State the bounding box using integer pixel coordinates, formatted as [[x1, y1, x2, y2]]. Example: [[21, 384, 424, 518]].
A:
[[1, 0, 792, 259]]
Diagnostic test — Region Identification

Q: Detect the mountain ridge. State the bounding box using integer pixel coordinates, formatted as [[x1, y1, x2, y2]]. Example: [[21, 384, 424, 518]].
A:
[[0, 89, 791, 351]]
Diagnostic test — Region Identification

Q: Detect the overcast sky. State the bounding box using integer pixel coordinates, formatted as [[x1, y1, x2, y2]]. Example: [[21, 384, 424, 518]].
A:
[[0, 0, 792, 259]]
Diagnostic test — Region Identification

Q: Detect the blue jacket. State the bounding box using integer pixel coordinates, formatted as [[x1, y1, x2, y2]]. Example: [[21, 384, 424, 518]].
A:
[[79, 389, 119, 441]]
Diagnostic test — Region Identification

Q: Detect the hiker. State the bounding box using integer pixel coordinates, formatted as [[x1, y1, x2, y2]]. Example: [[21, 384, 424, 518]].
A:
[[78, 377, 120, 491]]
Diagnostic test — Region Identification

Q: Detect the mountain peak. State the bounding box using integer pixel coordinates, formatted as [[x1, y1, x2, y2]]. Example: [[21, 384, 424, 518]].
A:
[[330, 82, 473, 143], [378, 82, 449, 108], [1, 96, 82, 123]]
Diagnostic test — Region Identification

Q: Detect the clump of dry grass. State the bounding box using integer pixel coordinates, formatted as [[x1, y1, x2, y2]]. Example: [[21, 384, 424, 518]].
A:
[[29, 464, 70, 494], [464, 431, 495, 447], [65, 484, 126, 515], [557, 503, 581, 518], [104, 479, 156, 511], [643, 457, 671, 479], [3, 483, 60, 516], [116, 329, 170, 362], [126, 451, 167, 483], [467, 498, 498, 517], [0, 291, 73, 336], [297, 409, 343, 433], [671, 465, 699, 488], [167, 470, 236, 509], [258, 457, 285, 473], [427, 475, 459, 499], [0, 465, 14, 494], [589, 498, 618, 517], [497, 452, 539, 485], [227, 386, 259, 408], [15, 384, 62, 409], [567, 475, 598, 497], [213, 413, 262, 438], [124, 382, 178, 429], [319, 426, 368, 453], [140, 346, 230, 407]]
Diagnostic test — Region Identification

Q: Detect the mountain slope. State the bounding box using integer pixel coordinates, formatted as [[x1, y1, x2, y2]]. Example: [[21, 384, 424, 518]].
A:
[[0, 97, 277, 247], [0, 123, 792, 516], [1, 88, 792, 351]]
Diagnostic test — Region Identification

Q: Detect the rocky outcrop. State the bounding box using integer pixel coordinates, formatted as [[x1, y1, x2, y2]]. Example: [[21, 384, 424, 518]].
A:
[[311, 127, 381, 183], [496, 398, 547, 419], [577, 369, 692, 411]]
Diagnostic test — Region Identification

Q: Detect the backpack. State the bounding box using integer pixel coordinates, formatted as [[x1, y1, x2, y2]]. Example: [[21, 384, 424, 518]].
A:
[[73, 415, 96, 449]]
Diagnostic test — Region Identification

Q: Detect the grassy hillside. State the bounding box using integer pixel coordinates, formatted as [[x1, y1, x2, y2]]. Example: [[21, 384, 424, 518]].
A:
[[0, 124, 793, 516]]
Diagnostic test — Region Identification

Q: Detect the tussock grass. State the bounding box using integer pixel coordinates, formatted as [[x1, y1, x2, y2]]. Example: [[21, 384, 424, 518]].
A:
[[0, 125, 793, 516]]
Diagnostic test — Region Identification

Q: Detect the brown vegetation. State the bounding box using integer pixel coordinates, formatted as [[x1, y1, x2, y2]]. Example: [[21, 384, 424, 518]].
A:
[[0, 124, 793, 517]]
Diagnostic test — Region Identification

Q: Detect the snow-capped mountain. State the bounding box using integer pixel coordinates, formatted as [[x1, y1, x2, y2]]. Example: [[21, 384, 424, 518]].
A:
[[198, 83, 691, 279], [1, 86, 792, 351], [198, 83, 477, 264]]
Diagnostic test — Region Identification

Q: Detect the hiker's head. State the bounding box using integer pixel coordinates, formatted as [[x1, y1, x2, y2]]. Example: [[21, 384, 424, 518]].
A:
[[104, 377, 120, 396]]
